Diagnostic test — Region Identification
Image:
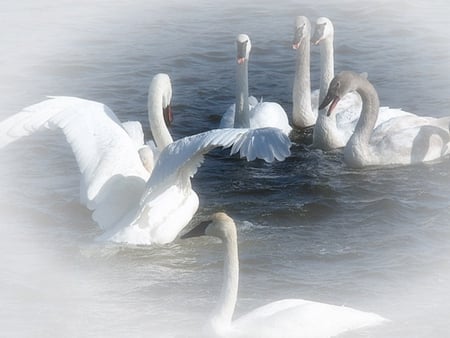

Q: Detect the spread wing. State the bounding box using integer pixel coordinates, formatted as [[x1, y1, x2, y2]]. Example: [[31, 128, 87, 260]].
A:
[[122, 128, 291, 243], [144, 127, 291, 197], [0, 96, 150, 228]]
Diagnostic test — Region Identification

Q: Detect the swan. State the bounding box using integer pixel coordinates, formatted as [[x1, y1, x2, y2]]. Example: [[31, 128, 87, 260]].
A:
[[291, 16, 319, 129], [291, 15, 360, 140], [0, 74, 291, 245], [320, 71, 450, 167], [182, 212, 388, 338], [220, 34, 292, 136], [310, 17, 362, 149], [292, 16, 361, 147], [309, 17, 412, 150]]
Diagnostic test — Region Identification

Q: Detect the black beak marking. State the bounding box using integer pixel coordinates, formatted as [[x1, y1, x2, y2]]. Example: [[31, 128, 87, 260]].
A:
[[181, 220, 212, 239]]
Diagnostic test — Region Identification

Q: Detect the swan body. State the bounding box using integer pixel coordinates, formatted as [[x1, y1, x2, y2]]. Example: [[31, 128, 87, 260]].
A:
[[182, 212, 388, 337], [220, 34, 292, 136], [0, 74, 291, 245], [320, 71, 450, 167]]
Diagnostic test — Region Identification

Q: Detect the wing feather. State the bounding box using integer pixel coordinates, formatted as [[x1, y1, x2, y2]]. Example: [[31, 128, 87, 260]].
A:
[[141, 127, 291, 205], [0, 96, 149, 212]]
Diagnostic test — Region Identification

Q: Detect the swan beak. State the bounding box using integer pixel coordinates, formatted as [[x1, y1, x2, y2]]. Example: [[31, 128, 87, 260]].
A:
[[181, 220, 212, 239], [292, 43, 300, 50], [310, 38, 321, 46], [319, 94, 341, 116], [237, 57, 246, 64], [163, 105, 173, 127]]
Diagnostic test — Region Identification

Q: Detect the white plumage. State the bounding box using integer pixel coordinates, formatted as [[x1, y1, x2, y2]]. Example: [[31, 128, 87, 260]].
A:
[[220, 34, 292, 136], [321, 71, 450, 167], [0, 74, 291, 245], [182, 212, 388, 337]]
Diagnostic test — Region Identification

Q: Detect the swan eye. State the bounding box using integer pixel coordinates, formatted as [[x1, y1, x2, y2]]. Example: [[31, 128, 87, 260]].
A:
[[316, 23, 326, 37], [237, 40, 249, 59], [293, 25, 305, 45]]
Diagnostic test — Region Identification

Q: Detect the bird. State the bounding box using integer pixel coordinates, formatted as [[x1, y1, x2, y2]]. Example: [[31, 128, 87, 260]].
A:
[[220, 34, 292, 136], [182, 212, 388, 338], [290, 15, 361, 146], [320, 71, 450, 167], [291, 16, 319, 129], [0, 74, 291, 245]]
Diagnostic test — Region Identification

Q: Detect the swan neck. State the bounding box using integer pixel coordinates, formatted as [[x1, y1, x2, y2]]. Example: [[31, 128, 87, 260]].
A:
[[352, 79, 379, 145], [148, 86, 173, 150], [292, 34, 314, 128], [319, 36, 334, 105], [235, 61, 250, 128], [212, 233, 239, 330]]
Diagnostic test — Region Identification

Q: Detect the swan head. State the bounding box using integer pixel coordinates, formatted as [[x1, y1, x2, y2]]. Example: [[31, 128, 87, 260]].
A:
[[311, 17, 334, 45], [236, 34, 251, 64], [319, 71, 362, 116], [181, 212, 237, 242], [149, 73, 173, 126], [292, 16, 311, 50]]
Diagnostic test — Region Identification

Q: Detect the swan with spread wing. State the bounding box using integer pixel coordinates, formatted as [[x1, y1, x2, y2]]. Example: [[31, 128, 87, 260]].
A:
[[0, 73, 291, 245]]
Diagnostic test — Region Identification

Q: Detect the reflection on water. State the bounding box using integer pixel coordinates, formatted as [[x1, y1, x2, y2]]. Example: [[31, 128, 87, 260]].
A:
[[1, 0, 450, 337]]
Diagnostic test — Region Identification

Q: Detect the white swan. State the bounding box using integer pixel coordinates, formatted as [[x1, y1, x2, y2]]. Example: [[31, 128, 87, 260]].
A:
[[220, 34, 292, 136], [0, 74, 291, 245], [291, 16, 319, 129], [320, 71, 450, 167], [291, 16, 361, 137], [182, 212, 388, 338]]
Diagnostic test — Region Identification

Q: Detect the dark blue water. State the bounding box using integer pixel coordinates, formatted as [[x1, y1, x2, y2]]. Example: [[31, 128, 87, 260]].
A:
[[1, 0, 450, 336]]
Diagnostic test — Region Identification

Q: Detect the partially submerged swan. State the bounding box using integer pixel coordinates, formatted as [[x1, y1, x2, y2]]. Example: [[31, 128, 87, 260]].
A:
[[320, 71, 450, 167], [0, 74, 291, 245], [291, 16, 361, 134], [292, 16, 361, 144], [182, 212, 388, 338], [220, 34, 292, 136]]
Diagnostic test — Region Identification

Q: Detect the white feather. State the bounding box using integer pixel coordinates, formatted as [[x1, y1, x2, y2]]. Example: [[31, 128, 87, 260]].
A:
[[0, 75, 291, 245]]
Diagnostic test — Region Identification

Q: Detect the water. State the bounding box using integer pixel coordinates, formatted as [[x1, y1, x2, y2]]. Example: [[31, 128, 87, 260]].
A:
[[1, 0, 450, 336]]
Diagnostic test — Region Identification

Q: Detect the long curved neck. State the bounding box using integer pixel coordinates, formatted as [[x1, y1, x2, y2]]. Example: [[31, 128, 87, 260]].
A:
[[319, 36, 334, 105], [235, 61, 250, 128], [351, 79, 380, 146], [147, 86, 173, 151], [212, 234, 239, 330], [292, 36, 315, 128]]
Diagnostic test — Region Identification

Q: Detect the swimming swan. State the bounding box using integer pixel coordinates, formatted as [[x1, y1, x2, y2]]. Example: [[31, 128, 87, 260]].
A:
[[182, 212, 388, 338], [291, 16, 360, 140], [220, 34, 292, 136], [0, 74, 291, 245], [320, 71, 450, 167]]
